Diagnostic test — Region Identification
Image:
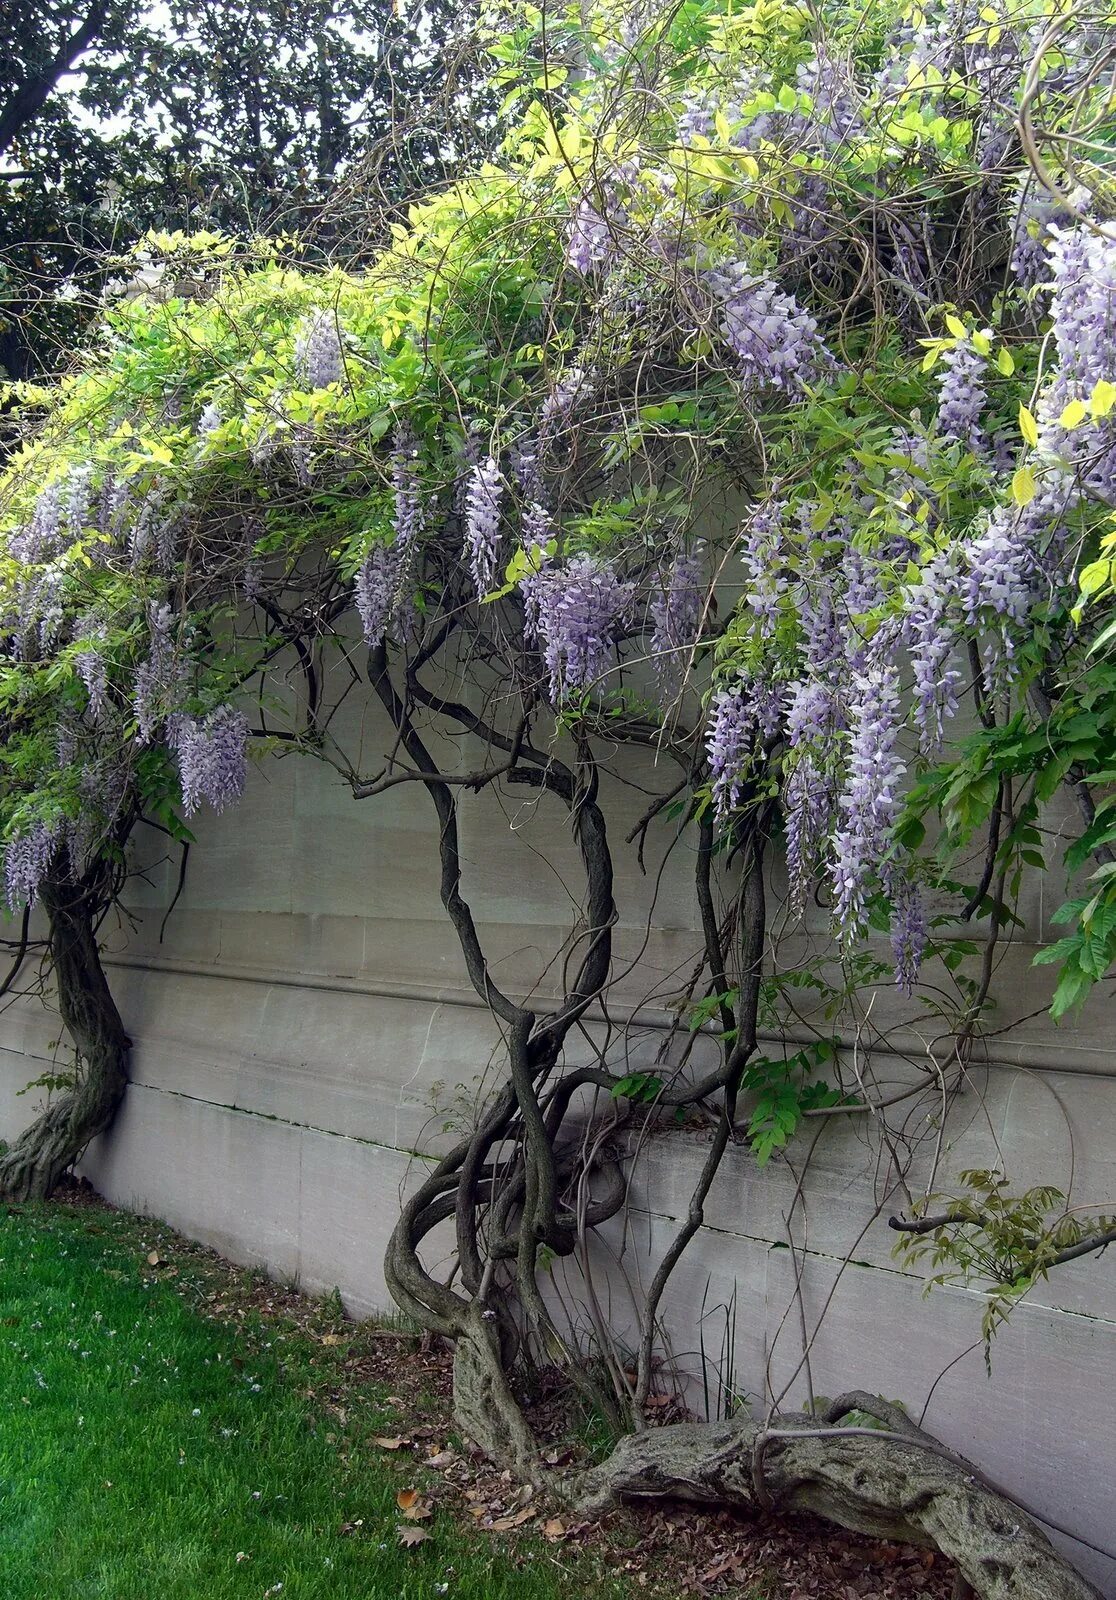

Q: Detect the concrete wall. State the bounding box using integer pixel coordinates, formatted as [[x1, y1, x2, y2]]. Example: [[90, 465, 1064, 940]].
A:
[[2, 677, 1115, 1590]]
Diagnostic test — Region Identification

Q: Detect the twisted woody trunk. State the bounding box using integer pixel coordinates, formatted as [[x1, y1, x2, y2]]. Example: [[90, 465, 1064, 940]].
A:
[[0, 869, 129, 1203]]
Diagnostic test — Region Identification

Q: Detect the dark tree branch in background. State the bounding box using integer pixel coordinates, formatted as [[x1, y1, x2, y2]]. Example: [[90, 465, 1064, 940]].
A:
[[0, 2, 109, 159]]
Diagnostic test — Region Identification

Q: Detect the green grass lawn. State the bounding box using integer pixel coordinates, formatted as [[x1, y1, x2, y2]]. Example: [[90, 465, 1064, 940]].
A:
[[0, 1201, 643, 1600]]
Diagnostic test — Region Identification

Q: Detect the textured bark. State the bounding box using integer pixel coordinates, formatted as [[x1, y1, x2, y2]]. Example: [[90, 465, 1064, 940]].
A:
[[0, 878, 129, 1202], [452, 1311, 548, 1483], [574, 1397, 1099, 1600]]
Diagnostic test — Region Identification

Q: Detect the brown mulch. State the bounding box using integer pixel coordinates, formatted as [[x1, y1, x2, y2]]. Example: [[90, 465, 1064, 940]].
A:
[[48, 1179, 957, 1600]]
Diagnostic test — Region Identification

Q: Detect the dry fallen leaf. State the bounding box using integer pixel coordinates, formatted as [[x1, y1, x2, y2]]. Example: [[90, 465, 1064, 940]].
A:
[[397, 1524, 432, 1547], [542, 1518, 567, 1541], [373, 1436, 408, 1451], [426, 1449, 456, 1469], [488, 1508, 534, 1532], [397, 1488, 434, 1521]]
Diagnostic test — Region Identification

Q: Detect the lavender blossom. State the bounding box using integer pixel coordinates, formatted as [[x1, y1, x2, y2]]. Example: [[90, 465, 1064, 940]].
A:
[[830, 663, 905, 941], [937, 335, 989, 453], [463, 457, 503, 595], [783, 675, 837, 914], [650, 545, 705, 693], [965, 507, 1033, 633], [294, 310, 345, 390], [75, 640, 109, 724], [519, 503, 554, 645], [11, 476, 71, 565], [4, 822, 58, 910], [96, 475, 130, 547], [355, 545, 400, 650], [176, 706, 250, 816], [1010, 188, 1060, 289], [391, 426, 424, 550], [784, 757, 831, 917], [1046, 223, 1116, 387], [891, 875, 927, 996], [906, 550, 962, 752], [538, 367, 595, 447], [65, 465, 94, 541], [707, 683, 758, 821], [707, 266, 824, 391], [134, 603, 185, 743], [566, 201, 611, 275], [529, 555, 634, 700], [739, 502, 787, 638]]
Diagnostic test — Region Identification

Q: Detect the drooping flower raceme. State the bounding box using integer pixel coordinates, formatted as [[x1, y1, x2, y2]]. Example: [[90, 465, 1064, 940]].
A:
[[391, 426, 424, 551], [965, 507, 1034, 637], [783, 677, 838, 915], [830, 663, 905, 941], [519, 504, 555, 645], [176, 706, 250, 816], [650, 545, 705, 693], [1010, 187, 1058, 289], [937, 335, 989, 453], [707, 680, 781, 821], [4, 822, 59, 910], [906, 549, 962, 752], [739, 502, 787, 639], [355, 545, 400, 650], [891, 874, 927, 997], [463, 457, 503, 595], [527, 555, 634, 701], [566, 200, 611, 275], [294, 310, 345, 390], [707, 266, 824, 391], [1046, 223, 1116, 388], [134, 603, 185, 743], [10, 466, 92, 565], [75, 637, 109, 725]]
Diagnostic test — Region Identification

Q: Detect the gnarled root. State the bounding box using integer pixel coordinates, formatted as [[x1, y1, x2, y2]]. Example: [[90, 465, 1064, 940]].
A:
[[575, 1391, 1099, 1600]]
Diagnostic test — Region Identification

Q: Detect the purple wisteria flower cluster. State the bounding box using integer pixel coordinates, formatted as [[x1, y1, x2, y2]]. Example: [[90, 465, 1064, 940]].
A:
[[905, 549, 962, 752], [706, 679, 781, 821], [523, 555, 634, 701], [75, 634, 110, 725], [392, 427, 425, 551], [10, 466, 94, 565], [707, 266, 824, 391], [650, 545, 705, 693], [134, 603, 185, 743], [830, 663, 905, 942], [937, 335, 989, 453], [890, 875, 927, 998], [294, 311, 345, 390], [783, 677, 838, 914], [355, 545, 399, 650], [707, 683, 758, 821], [463, 457, 503, 595], [176, 706, 250, 816], [566, 201, 611, 275], [4, 821, 59, 910]]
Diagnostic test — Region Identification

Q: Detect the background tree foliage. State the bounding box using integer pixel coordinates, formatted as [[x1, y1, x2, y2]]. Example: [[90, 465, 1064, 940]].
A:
[[0, 0, 491, 377]]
